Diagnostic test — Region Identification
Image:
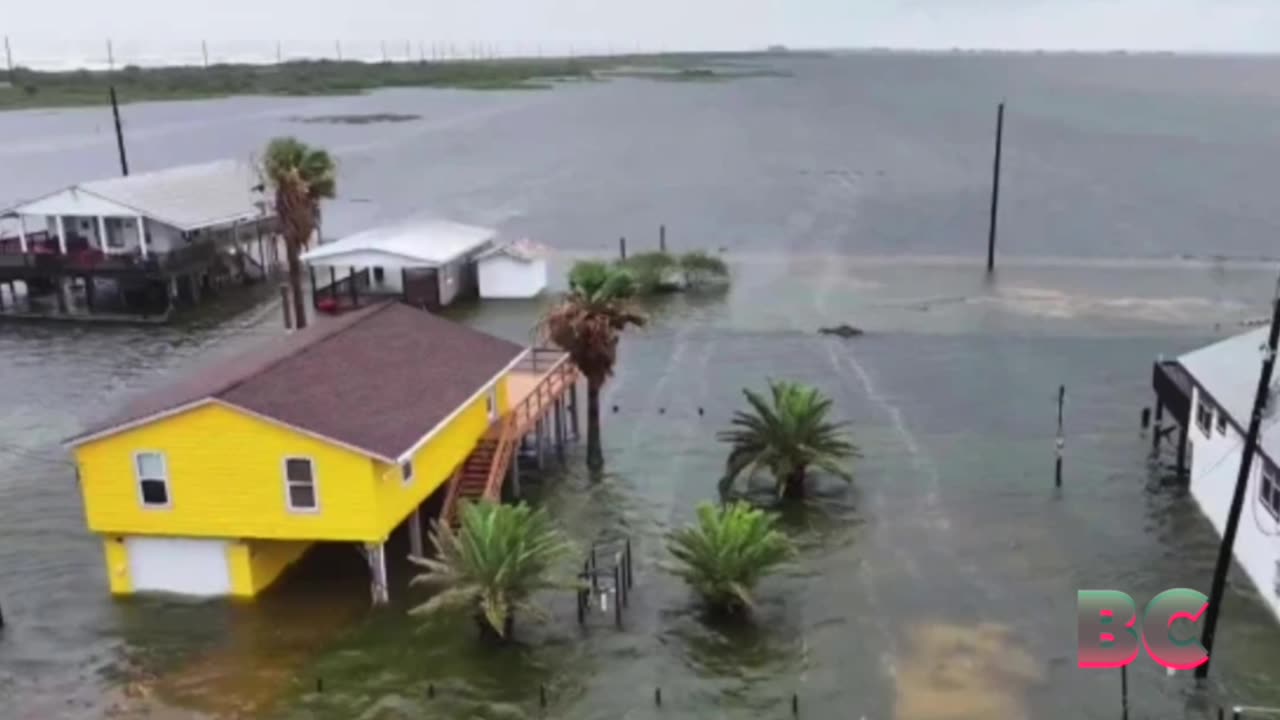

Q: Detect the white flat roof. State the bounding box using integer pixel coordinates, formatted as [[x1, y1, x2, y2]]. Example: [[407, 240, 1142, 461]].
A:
[[1178, 327, 1280, 462], [301, 219, 497, 268], [7, 159, 268, 231]]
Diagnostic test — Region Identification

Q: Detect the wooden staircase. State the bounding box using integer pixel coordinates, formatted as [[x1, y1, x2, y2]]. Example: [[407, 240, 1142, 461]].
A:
[[441, 349, 578, 526], [443, 438, 500, 522]]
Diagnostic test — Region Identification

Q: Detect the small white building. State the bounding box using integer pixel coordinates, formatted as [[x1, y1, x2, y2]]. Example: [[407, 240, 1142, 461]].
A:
[[477, 239, 548, 299], [1174, 328, 1280, 624], [300, 219, 496, 311]]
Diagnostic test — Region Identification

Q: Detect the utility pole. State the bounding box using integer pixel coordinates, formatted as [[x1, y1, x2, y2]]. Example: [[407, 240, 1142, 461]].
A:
[[335, 40, 342, 61], [202, 40, 209, 68], [106, 39, 114, 72], [109, 87, 129, 176], [1196, 283, 1280, 679], [276, 41, 282, 64], [4, 36, 14, 83], [987, 102, 1005, 273], [381, 41, 387, 62]]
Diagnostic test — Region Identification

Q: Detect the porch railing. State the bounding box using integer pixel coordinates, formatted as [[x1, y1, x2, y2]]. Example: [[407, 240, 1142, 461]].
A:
[[482, 351, 577, 502]]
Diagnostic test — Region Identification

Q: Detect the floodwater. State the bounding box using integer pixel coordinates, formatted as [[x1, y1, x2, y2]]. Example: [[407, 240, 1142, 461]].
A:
[[3, 53, 1280, 719]]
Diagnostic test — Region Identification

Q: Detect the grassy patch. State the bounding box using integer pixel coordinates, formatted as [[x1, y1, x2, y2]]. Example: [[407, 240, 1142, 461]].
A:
[[0, 52, 804, 111]]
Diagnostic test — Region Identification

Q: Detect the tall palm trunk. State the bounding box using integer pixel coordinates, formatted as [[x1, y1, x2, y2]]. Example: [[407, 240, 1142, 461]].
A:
[[782, 465, 807, 500], [285, 236, 307, 330], [276, 185, 311, 330], [587, 379, 604, 471]]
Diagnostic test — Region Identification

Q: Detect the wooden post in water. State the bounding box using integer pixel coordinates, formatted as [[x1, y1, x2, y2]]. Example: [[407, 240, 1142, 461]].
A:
[[1055, 384, 1065, 488], [109, 87, 129, 176], [1141, 407, 1151, 430], [1152, 401, 1164, 451], [987, 102, 1005, 273], [280, 285, 292, 329], [1120, 665, 1129, 720], [1197, 287, 1280, 679]]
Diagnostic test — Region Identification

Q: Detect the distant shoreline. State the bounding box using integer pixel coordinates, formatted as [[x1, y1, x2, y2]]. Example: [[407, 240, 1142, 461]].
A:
[[0, 52, 802, 111]]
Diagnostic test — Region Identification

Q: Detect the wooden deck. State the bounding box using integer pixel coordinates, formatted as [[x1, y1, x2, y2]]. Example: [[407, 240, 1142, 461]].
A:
[[442, 348, 579, 524]]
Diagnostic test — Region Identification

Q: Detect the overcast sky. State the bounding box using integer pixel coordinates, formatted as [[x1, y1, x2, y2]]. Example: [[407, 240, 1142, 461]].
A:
[[6, 0, 1278, 68]]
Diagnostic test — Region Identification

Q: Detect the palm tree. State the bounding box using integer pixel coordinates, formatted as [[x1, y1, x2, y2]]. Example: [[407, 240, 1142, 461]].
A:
[[667, 501, 793, 616], [408, 500, 575, 641], [541, 261, 645, 471], [262, 137, 336, 330], [718, 380, 857, 500]]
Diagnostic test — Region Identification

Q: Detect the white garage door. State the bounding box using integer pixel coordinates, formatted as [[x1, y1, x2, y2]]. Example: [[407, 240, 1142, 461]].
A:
[[126, 537, 231, 596]]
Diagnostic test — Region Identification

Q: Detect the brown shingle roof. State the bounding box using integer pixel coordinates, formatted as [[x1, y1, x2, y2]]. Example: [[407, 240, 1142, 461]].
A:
[[69, 302, 526, 459]]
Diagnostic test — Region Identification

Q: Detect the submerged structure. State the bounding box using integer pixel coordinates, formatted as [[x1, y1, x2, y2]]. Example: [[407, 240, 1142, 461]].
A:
[[65, 301, 578, 602], [0, 160, 281, 321], [1153, 327, 1280, 623]]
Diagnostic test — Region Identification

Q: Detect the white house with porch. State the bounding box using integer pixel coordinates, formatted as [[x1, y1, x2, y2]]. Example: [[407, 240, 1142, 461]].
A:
[[1173, 328, 1280, 625], [0, 159, 280, 319]]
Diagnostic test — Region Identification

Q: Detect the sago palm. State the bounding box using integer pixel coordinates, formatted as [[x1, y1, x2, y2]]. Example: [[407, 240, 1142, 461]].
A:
[[408, 500, 575, 641], [541, 261, 645, 470], [718, 380, 857, 499], [667, 501, 794, 616], [262, 137, 336, 330]]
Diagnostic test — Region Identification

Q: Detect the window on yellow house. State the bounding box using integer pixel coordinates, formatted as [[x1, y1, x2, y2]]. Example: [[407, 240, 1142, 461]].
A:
[[285, 458, 318, 511], [135, 452, 169, 507]]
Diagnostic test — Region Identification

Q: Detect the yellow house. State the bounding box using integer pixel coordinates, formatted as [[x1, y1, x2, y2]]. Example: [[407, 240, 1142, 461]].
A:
[[65, 301, 575, 603]]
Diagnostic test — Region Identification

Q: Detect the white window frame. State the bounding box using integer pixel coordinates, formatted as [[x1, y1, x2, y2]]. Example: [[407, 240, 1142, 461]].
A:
[[485, 385, 499, 421], [1196, 398, 1214, 437], [401, 459, 414, 485], [1261, 460, 1280, 521], [283, 456, 320, 513], [133, 451, 171, 509]]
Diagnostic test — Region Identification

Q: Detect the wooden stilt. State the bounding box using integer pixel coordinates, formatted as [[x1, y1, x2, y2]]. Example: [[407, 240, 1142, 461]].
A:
[[569, 382, 580, 440], [408, 507, 424, 558], [553, 397, 566, 462], [367, 542, 389, 605], [1176, 423, 1189, 477], [55, 277, 68, 314], [509, 447, 521, 499], [1152, 401, 1164, 451], [536, 418, 546, 470]]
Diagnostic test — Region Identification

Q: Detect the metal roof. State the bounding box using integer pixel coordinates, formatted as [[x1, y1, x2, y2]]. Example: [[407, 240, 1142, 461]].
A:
[[302, 219, 496, 268], [1178, 327, 1280, 461], [66, 302, 526, 461], [8, 159, 269, 231], [477, 238, 549, 263]]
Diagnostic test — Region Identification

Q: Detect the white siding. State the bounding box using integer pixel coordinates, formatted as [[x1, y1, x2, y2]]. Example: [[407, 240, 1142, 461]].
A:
[[125, 536, 232, 596], [478, 255, 547, 299], [1187, 386, 1280, 623]]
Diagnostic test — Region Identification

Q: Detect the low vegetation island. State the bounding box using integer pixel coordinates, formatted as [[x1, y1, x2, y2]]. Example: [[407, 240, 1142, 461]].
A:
[[0, 52, 804, 110]]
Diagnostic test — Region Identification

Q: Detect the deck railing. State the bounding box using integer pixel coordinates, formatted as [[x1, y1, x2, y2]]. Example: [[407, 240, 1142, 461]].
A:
[[482, 350, 577, 502]]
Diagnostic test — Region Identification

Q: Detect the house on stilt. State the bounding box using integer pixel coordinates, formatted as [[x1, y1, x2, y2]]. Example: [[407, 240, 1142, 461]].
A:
[[1151, 327, 1280, 624], [0, 159, 281, 322], [65, 301, 579, 603]]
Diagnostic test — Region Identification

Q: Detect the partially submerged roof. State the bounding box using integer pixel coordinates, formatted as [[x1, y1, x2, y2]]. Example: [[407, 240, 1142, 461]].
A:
[[477, 238, 549, 263], [68, 302, 526, 461], [301, 219, 496, 268], [8, 159, 268, 231], [1178, 327, 1280, 461]]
